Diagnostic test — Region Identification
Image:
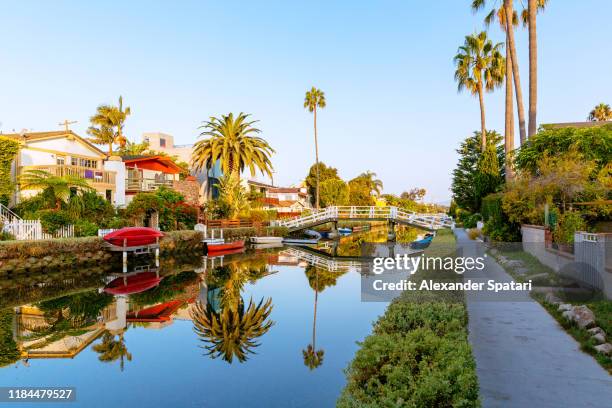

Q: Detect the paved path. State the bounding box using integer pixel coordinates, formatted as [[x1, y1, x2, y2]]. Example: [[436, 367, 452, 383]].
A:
[[455, 228, 612, 408]]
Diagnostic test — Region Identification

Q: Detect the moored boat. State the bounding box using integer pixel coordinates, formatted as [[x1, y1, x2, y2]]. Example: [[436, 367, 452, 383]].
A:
[[250, 236, 283, 244], [206, 240, 246, 252], [283, 237, 319, 245], [103, 227, 164, 247], [104, 271, 162, 295]]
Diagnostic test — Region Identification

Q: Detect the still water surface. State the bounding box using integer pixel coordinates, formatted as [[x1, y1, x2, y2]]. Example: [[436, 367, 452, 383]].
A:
[[0, 228, 415, 407]]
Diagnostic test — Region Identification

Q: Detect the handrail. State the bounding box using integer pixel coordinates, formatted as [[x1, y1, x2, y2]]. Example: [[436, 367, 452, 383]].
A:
[[0, 203, 21, 223], [272, 206, 453, 231]]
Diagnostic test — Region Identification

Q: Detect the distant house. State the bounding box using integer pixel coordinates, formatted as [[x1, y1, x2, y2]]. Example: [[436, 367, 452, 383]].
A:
[[246, 180, 312, 217], [4, 130, 120, 205], [141, 132, 220, 202], [123, 155, 183, 204]]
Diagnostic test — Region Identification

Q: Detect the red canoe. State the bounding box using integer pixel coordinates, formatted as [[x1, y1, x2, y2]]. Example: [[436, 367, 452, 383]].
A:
[[206, 247, 246, 258], [104, 272, 162, 295], [206, 240, 245, 253], [104, 227, 164, 247]]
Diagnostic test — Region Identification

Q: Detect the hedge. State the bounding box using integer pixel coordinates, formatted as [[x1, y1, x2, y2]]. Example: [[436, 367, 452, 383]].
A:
[[338, 230, 480, 407], [0, 308, 20, 367]]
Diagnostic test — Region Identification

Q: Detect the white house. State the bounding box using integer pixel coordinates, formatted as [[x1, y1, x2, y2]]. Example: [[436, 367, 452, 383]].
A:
[[5, 130, 126, 206]]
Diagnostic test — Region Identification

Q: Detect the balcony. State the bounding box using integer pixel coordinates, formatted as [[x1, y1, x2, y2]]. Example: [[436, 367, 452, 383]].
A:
[[126, 177, 174, 192], [20, 165, 116, 188]]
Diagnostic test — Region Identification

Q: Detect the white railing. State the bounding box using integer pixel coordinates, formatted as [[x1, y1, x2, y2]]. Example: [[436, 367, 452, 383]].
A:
[[3, 220, 74, 241], [282, 247, 363, 273], [272, 206, 454, 231], [0, 203, 21, 224]]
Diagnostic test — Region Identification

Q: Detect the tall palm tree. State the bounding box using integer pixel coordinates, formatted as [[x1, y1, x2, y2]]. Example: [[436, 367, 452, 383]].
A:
[[302, 266, 324, 370], [304, 87, 326, 209], [192, 113, 275, 179], [473, 0, 527, 145], [88, 96, 131, 154], [522, 0, 548, 138], [454, 31, 505, 150], [19, 170, 92, 209], [588, 103, 612, 122]]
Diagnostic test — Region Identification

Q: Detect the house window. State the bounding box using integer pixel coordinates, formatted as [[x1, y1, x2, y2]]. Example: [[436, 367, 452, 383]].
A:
[[105, 190, 112, 202], [56, 156, 65, 165], [79, 158, 98, 168], [71, 157, 78, 166], [159, 138, 166, 148]]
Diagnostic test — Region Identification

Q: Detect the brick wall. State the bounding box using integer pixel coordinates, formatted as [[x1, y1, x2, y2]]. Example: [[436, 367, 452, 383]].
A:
[[173, 179, 200, 205]]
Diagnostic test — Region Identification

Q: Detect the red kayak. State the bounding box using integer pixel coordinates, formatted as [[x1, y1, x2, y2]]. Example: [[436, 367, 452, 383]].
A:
[[206, 240, 245, 253], [104, 272, 162, 295], [104, 227, 164, 247], [127, 299, 184, 322], [206, 247, 246, 258]]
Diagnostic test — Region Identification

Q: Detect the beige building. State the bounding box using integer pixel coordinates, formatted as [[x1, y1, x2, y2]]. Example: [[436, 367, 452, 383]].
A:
[[142, 132, 193, 164]]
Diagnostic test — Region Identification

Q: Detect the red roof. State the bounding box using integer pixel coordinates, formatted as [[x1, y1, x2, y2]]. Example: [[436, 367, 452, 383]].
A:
[[123, 156, 183, 174]]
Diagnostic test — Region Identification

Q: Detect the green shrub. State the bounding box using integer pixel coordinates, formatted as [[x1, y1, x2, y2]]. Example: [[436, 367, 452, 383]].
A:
[[74, 220, 99, 237], [481, 193, 520, 242], [0, 308, 20, 367], [37, 209, 71, 234], [553, 211, 586, 244], [0, 137, 19, 205]]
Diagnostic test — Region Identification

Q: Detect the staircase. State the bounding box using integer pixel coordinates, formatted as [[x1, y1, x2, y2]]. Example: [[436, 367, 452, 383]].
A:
[[0, 202, 21, 224]]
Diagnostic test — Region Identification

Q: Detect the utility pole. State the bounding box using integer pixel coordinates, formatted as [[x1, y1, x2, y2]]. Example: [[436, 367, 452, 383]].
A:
[[59, 120, 77, 132]]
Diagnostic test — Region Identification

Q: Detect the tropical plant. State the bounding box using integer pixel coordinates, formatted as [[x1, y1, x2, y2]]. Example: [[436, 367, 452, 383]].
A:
[[87, 96, 131, 154], [473, 0, 527, 145], [454, 31, 505, 150], [0, 137, 19, 205], [192, 113, 274, 179], [216, 174, 250, 219], [116, 139, 151, 156], [92, 331, 132, 371], [19, 170, 93, 209], [354, 171, 383, 196], [304, 87, 327, 209], [588, 103, 612, 122], [302, 266, 331, 370], [521, 0, 548, 138]]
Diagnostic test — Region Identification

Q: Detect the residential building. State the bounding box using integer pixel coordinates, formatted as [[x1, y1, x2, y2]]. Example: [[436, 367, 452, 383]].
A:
[[246, 179, 312, 217], [123, 155, 183, 204], [4, 130, 123, 206]]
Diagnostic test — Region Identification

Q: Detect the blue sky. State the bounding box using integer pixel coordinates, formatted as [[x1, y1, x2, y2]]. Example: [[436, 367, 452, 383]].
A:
[[1, 1, 610, 202]]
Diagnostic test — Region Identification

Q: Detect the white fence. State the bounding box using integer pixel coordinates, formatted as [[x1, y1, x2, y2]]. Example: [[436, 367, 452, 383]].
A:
[[2, 220, 74, 241]]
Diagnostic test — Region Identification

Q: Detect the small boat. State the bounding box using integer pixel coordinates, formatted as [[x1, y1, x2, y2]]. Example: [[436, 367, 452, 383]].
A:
[[252, 242, 284, 249], [283, 237, 319, 245], [250, 236, 283, 244], [104, 227, 164, 247], [104, 271, 162, 295], [206, 247, 246, 257], [338, 227, 352, 235], [410, 236, 434, 249], [206, 240, 246, 253]]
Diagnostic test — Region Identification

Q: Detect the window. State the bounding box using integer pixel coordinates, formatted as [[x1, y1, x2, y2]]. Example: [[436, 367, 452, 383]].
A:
[[71, 157, 78, 166], [105, 190, 112, 202], [159, 138, 166, 148], [78, 158, 98, 168], [56, 156, 65, 165]]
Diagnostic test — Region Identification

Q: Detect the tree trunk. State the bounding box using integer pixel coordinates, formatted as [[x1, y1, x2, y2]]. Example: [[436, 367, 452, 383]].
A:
[[314, 107, 320, 210], [109, 143, 113, 157], [312, 271, 318, 350], [528, 0, 538, 138], [477, 80, 487, 151], [504, 29, 515, 181], [504, 0, 527, 145]]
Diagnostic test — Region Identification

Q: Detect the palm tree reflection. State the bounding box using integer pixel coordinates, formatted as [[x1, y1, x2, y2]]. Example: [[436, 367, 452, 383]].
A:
[[191, 261, 275, 363], [92, 331, 132, 371]]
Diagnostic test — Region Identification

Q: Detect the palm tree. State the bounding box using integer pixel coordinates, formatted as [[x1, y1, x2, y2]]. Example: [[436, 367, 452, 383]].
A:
[[304, 87, 327, 210], [92, 331, 132, 371], [19, 170, 92, 209], [588, 103, 612, 122], [192, 297, 273, 363], [522, 0, 548, 138], [88, 96, 131, 155], [473, 0, 527, 145], [86, 124, 116, 156], [454, 31, 505, 150], [356, 171, 384, 196], [302, 266, 324, 370], [192, 113, 274, 179]]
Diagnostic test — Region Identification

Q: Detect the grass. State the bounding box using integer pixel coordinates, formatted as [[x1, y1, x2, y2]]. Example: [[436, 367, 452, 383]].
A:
[[338, 229, 480, 407], [488, 246, 568, 286]]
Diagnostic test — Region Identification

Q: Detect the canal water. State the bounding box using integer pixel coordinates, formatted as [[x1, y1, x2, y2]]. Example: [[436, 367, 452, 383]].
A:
[[0, 227, 418, 407]]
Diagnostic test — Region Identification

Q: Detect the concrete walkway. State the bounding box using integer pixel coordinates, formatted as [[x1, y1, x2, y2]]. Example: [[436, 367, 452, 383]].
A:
[[455, 228, 612, 408]]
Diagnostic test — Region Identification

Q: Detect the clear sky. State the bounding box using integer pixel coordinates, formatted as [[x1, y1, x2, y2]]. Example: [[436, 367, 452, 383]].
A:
[[1, 1, 610, 202]]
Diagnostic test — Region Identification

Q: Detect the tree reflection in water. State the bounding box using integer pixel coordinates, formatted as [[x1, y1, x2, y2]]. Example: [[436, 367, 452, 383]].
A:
[[302, 265, 345, 370], [92, 331, 132, 371], [191, 260, 275, 363]]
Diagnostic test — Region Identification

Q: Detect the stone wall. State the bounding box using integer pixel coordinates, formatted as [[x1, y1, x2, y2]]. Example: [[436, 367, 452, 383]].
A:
[[173, 179, 200, 205]]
